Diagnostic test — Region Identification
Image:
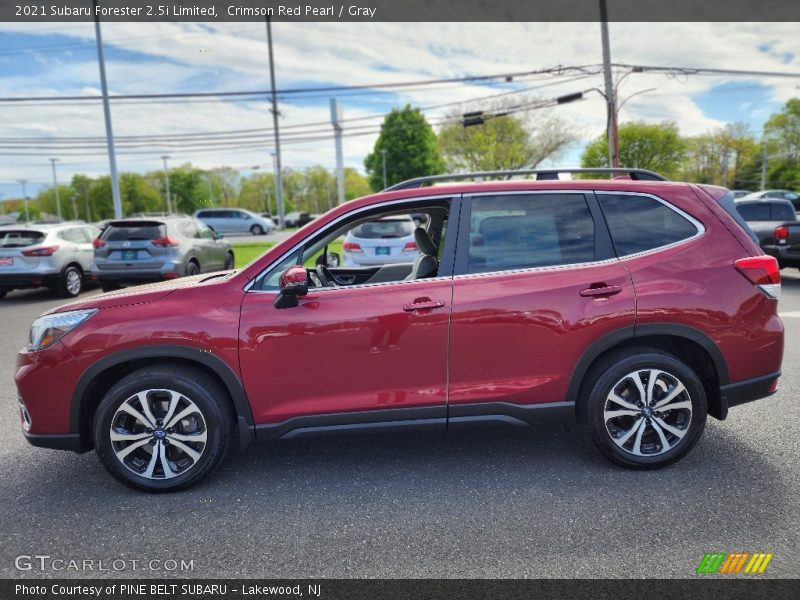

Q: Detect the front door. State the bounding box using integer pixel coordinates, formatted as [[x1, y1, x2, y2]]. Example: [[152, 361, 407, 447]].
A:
[[238, 198, 458, 433], [448, 191, 635, 415]]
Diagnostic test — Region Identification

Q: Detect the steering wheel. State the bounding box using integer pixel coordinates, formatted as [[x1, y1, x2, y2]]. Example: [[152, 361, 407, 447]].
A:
[[315, 264, 338, 287]]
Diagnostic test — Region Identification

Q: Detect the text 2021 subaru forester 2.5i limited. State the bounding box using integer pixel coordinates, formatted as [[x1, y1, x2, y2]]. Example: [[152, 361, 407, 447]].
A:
[[16, 169, 784, 492]]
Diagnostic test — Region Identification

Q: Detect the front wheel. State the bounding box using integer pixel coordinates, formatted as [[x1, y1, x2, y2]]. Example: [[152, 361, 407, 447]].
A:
[[224, 252, 234, 270], [186, 261, 200, 276], [578, 348, 707, 469], [93, 366, 235, 492]]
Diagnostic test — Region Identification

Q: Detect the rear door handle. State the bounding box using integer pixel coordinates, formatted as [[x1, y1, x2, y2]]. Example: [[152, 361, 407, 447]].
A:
[[403, 300, 446, 312], [580, 285, 622, 297]]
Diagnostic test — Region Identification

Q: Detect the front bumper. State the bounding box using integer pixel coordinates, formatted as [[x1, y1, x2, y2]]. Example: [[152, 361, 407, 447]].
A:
[[23, 431, 85, 452]]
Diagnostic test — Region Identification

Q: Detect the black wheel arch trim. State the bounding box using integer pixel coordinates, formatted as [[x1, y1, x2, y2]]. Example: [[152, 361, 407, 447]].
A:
[[69, 344, 255, 449], [566, 323, 730, 403]]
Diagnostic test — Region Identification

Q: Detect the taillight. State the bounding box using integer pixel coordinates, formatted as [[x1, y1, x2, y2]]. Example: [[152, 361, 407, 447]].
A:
[[343, 242, 362, 252], [734, 256, 780, 299], [152, 237, 179, 247], [403, 242, 418, 251], [92, 238, 106, 249], [775, 226, 788, 244], [21, 245, 59, 257]]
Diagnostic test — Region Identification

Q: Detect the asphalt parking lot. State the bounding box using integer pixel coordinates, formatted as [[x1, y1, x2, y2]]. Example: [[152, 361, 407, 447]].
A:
[[0, 272, 799, 579]]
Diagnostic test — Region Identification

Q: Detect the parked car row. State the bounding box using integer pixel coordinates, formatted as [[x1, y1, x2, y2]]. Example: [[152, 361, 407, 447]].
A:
[[0, 215, 235, 299], [735, 197, 800, 270]]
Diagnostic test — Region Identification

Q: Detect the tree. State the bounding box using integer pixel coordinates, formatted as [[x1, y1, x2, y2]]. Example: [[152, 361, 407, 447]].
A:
[[438, 100, 577, 172], [582, 121, 686, 178], [682, 123, 758, 187], [344, 168, 371, 201], [365, 105, 444, 190]]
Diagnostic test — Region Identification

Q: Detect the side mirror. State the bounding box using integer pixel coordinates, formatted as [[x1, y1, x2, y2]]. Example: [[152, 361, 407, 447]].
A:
[[274, 266, 308, 309], [214, 231, 224, 240], [315, 251, 341, 268]]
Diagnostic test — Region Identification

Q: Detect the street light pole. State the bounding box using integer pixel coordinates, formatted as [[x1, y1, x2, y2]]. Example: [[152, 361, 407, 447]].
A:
[[381, 149, 388, 189], [49, 158, 62, 220], [599, 0, 619, 168], [17, 179, 30, 222], [760, 141, 769, 191], [266, 17, 285, 229], [93, 0, 122, 219], [161, 155, 173, 213]]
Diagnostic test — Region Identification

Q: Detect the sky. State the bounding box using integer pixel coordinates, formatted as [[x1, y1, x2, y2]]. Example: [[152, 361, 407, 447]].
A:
[[0, 21, 799, 201]]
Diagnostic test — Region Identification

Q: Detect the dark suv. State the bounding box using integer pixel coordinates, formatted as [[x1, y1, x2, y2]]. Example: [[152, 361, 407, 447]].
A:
[[16, 169, 783, 492]]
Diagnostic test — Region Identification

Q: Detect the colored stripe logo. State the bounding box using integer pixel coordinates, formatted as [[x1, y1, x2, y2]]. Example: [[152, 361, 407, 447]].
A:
[[697, 552, 773, 574]]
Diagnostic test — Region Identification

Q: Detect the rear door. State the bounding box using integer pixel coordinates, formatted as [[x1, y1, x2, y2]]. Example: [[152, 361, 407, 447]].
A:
[[448, 191, 635, 417]]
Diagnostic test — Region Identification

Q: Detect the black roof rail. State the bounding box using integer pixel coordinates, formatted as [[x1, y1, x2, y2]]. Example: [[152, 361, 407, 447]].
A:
[[384, 167, 667, 192]]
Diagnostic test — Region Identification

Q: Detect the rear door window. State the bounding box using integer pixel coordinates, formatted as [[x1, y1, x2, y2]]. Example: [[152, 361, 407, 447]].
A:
[[465, 193, 596, 273], [771, 203, 796, 222], [597, 193, 699, 257], [736, 203, 770, 221]]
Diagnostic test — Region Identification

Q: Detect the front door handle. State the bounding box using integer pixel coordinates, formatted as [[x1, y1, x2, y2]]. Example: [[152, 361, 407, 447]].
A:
[[403, 299, 446, 312], [580, 285, 622, 298]]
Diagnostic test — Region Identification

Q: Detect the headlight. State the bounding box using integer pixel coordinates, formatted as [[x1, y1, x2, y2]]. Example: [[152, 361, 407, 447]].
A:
[[28, 309, 97, 351]]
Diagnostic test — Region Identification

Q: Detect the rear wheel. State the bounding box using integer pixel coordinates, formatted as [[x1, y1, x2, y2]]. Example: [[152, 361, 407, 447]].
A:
[[0, 288, 7, 299], [186, 261, 200, 276], [58, 265, 83, 298], [93, 366, 235, 492], [250, 224, 264, 236], [578, 347, 707, 469]]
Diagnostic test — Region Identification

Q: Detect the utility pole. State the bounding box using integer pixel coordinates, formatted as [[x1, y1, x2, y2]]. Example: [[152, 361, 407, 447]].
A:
[[161, 155, 173, 213], [93, 0, 122, 219], [330, 98, 345, 205], [599, 0, 619, 168], [760, 141, 768, 191], [381, 149, 388, 189], [82, 183, 91, 222], [17, 179, 30, 222], [49, 158, 62, 220], [266, 17, 285, 228]]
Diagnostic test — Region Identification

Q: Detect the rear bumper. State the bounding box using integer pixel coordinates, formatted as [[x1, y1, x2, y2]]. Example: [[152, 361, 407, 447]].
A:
[[763, 246, 800, 268], [23, 431, 85, 452], [719, 371, 781, 415], [0, 272, 60, 289]]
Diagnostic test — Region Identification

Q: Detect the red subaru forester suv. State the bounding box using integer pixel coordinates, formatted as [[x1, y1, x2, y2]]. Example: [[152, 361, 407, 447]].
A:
[[16, 169, 783, 492]]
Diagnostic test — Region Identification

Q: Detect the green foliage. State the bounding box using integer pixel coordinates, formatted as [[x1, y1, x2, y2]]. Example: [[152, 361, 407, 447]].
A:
[[682, 123, 758, 187], [438, 102, 576, 172], [582, 121, 686, 178], [364, 105, 445, 190]]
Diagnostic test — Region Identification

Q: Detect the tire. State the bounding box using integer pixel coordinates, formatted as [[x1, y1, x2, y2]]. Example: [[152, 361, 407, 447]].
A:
[[224, 252, 234, 270], [577, 347, 707, 469], [92, 366, 235, 492], [250, 224, 264, 236], [0, 289, 7, 299], [186, 261, 200, 276], [58, 264, 83, 298], [101, 281, 120, 293]]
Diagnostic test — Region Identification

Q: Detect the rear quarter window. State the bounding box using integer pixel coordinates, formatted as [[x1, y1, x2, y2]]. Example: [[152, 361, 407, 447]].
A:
[[597, 193, 699, 257], [771, 203, 796, 222], [736, 203, 770, 221]]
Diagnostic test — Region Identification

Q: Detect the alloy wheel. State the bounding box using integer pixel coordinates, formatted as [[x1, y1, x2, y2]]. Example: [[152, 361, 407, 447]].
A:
[[65, 269, 82, 296], [109, 389, 207, 480], [603, 369, 692, 457]]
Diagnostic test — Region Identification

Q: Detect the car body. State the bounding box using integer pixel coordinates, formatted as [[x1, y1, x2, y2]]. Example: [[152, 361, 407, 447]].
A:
[[736, 198, 800, 269], [194, 208, 275, 236], [341, 215, 419, 266], [16, 170, 783, 492], [731, 190, 752, 199], [740, 189, 800, 211], [283, 211, 313, 228], [0, 222, 100, 298], [91, 217, 234, 292]]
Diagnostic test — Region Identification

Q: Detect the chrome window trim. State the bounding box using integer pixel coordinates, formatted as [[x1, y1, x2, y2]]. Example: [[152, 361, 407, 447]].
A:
[[244, 194, 457, 292], [594, 190, 706, 261], [451, 257, 620, 282]]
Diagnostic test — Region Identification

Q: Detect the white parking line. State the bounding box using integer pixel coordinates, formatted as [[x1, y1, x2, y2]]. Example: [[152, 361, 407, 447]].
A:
[[779, 311, 800, 318]]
